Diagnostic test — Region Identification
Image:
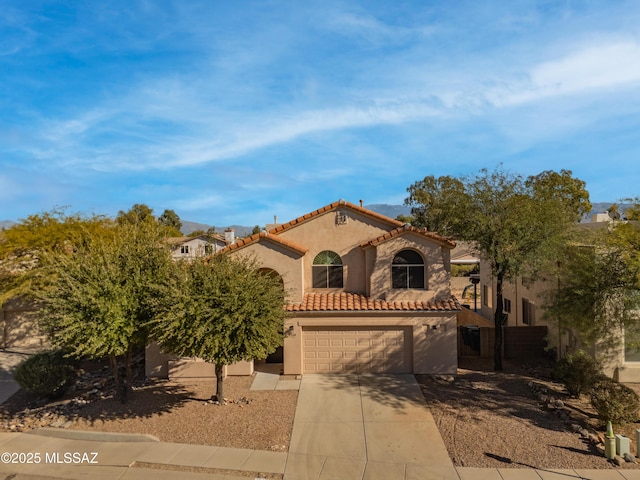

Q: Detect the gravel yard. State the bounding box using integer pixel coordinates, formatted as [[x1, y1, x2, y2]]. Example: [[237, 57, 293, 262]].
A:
[[0, 362, 297, 452], [417, 358, 640, 470], [69, 376, 297, 451]]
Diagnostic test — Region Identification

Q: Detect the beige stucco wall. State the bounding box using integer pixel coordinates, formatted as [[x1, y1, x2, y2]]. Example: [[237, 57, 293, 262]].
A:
[[0, 298, 48, 350], [145, 341, 255, 378], [478, 259, 633, 376], [479, 266, 564, 356], [226, 239, 305, 303], [275, 208, 392, 294], [283, 313, 457, 375], [367, 235, 451, 303]]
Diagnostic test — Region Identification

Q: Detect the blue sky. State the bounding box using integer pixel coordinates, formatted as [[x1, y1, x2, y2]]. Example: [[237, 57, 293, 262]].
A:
[[2, 1, 639, 227]]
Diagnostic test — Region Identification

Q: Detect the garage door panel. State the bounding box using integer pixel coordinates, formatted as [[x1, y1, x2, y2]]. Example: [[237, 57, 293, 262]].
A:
[[303, 326, 411, 374]]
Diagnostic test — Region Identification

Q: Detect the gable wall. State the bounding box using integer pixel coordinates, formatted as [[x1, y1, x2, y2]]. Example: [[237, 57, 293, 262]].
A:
[[226, 241, 304, 303], [275, 208, 393, 293], [369, 235, 452, 302]]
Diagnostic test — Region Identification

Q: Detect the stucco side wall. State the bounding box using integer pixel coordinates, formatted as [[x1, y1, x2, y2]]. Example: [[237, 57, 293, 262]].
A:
[[0, 298, 48, 350], [145, 341, 254, 378], [283, 313, 458, 375], [413, 313, 458, 374], [275, 208, 392, 294], [368, 235, 452, 302], [226, 241, 304, 303]]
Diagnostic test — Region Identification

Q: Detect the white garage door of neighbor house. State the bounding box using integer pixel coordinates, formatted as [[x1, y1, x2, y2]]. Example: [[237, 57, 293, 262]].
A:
[[303, 326, 411, 374]]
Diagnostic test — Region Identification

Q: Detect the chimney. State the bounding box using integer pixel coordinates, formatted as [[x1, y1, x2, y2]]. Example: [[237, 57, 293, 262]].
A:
[[224, 228, 235, 244]]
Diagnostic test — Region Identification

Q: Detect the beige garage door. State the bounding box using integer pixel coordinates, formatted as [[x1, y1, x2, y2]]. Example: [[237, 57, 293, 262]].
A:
[[303, 326, 411, 374]]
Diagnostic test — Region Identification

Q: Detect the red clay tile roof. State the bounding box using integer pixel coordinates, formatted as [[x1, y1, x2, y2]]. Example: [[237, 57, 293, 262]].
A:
[[286, 292, 460, 312], [217, 232, 308, 256], [360, 224, 456, 249], [267, 200, 404, 235]]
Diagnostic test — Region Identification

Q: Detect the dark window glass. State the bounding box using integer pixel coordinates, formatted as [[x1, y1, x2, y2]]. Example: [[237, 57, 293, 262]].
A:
[[392, 250, 425, 289], [312, 251, 343, 288]]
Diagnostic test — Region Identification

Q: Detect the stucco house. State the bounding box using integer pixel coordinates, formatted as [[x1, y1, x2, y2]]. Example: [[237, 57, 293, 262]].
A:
[[167, 231, 232, 260], [477, 214, 640, 380], [146, 200, 460, 378]]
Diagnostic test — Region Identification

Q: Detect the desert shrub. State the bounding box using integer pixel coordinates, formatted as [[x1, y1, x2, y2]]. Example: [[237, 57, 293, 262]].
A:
[[553, 350, 600, 397], [13, 349, 78, 399], [590, 378, 640, 425]]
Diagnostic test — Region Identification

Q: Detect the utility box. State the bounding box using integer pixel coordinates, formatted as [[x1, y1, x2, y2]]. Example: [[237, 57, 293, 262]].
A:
[[616, 434, 631, 457]]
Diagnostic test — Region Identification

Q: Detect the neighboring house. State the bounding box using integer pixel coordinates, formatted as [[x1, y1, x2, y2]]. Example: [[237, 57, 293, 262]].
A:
[[449, 241, 480, 306], [167, 231, 232, 260], [477, 214, 640, 380], [147, 200, 461, 378]]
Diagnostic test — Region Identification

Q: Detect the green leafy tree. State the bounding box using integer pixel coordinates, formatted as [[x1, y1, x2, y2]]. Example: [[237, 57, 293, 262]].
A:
[[153, 255, 287, 401], [395, 214, 414, 224], [623, 197, 640, 221], [36, 220, 173, 403], [0, 209, 110, 309], [405, 167, 591, 370], [116, 203, 155, 226], [251, 225, 262, 235], [158, 209, 183, 236]]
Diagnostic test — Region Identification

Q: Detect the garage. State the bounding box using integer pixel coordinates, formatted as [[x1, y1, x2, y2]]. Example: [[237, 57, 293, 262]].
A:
[[302, 326, 412, 374]]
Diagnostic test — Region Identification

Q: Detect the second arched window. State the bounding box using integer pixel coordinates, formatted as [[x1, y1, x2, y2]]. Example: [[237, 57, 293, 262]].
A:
[[392, 249, 425, 289]]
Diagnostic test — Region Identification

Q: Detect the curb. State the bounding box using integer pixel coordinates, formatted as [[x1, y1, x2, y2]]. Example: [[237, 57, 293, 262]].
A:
[[26, 427, 160, 443]]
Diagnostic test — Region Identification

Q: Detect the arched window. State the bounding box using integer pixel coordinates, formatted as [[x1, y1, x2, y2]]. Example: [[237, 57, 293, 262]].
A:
[[259, 268, 284, 288], [392, 249, 425, 289], [312, 251, 343, 288]]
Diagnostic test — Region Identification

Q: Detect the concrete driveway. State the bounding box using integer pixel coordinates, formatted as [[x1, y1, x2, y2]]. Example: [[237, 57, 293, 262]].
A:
[[284, 374, 456, 480]]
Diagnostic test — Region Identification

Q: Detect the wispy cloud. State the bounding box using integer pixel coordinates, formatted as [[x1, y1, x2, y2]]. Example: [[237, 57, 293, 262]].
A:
[[3, 1, 640, 223], [497, 40, 640, 106]]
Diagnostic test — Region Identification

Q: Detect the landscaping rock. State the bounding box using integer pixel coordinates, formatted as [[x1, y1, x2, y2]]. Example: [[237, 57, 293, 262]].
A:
[[613, 455, 625, 467], [624, 453, 636, 463]]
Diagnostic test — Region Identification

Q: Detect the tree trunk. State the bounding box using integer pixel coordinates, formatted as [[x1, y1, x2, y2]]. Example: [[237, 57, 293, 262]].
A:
[[122, 346, 133, 403], [110, 352, 132, 404], [109, 354, 120, 393], [494, 272, 504, 371], [214, 363, 225, 402]]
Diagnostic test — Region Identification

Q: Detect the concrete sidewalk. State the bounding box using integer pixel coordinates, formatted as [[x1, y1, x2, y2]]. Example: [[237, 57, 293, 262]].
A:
[[0, 429, 286, 479], [1, 429, 640, 480]]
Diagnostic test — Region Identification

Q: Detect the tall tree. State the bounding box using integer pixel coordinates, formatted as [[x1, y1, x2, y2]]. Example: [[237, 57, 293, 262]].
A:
[[153, 255, 287, 401], [116, 203, 155, 226], [0, 209, 110, 309], [36, 220, 173, 402], [406, 167, 591, 370], [158, 209, 183, 236]]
